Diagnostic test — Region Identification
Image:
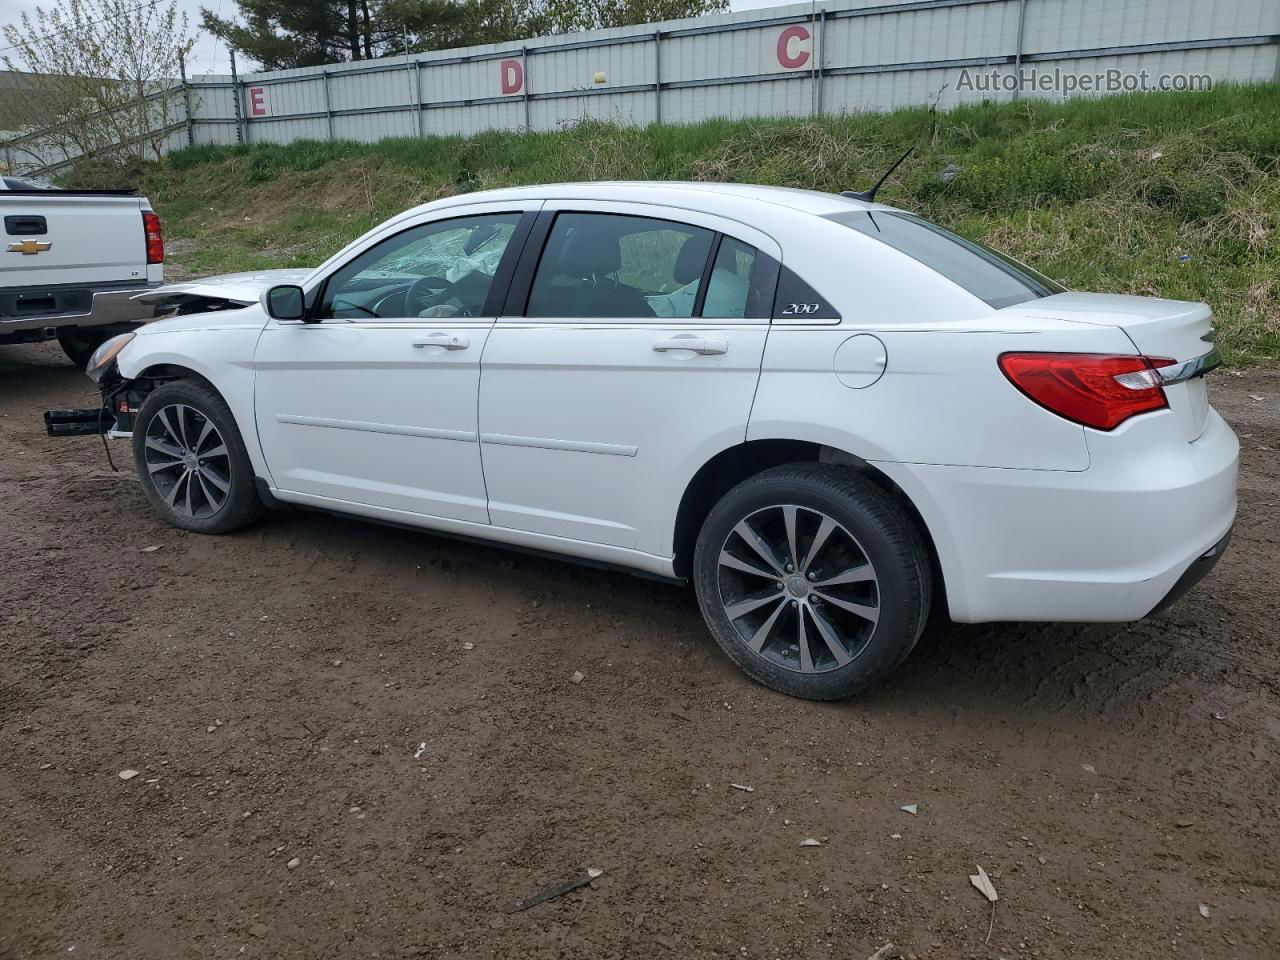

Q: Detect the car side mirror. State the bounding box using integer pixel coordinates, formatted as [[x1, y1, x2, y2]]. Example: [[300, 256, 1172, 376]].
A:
[[263, 284, 307, 321]]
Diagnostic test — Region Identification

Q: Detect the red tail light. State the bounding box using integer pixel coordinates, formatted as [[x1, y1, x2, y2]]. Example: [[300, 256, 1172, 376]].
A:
[[998, 353, 1176, 430], [142, 210, 164, 264]]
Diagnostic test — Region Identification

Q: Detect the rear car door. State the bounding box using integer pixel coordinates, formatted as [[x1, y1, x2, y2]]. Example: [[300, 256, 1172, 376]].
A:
[[254, 204, 535, 523], [478, 202, 781, 554]]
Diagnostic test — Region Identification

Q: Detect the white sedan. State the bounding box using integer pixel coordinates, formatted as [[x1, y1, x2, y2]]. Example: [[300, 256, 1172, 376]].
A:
[[70, 182, 1237, 700]]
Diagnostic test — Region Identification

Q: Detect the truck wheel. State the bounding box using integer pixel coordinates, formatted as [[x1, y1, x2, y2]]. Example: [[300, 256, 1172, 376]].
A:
[[132, 380, 264, 534], [56, 327, 115, 369], [692, 464, 932, 701]]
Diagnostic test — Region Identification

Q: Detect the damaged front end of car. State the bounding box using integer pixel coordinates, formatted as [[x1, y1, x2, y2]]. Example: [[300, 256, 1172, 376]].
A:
[[43, 269, 303, 440], [44, 331, 146, 438]]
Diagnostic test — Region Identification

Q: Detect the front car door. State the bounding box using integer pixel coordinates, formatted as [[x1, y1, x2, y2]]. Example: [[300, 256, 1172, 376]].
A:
[[478, 201, 781, 557], [254, 202, 536, 523]]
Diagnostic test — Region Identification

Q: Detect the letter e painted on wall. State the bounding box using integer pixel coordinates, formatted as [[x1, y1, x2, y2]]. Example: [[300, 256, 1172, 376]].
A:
[[776, 26, 811, 70], [500, 59, 524, 95], [247, 86, 270, 117]]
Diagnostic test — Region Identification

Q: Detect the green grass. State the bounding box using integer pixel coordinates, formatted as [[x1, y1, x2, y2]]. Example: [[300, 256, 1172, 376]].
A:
[[129, 83, 1279, 363]]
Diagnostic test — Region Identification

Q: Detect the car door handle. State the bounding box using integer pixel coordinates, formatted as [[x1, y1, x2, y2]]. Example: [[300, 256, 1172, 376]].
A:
[[412, 333, 470, 350], [651, 336, 728, 356]]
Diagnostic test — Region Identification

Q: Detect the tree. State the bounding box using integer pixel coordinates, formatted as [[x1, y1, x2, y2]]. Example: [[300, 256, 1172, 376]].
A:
[[534, 0, 728, 34], [1, 0, 194, 172], [203, 0, 729, 69]]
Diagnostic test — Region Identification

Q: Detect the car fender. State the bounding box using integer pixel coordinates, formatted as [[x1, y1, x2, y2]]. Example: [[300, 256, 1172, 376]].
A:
[[115, 323, 273, 482]]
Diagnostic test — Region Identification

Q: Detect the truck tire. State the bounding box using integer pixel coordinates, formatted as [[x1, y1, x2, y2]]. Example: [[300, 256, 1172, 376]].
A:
[[57, 327, 116, 369], [132, 380, 264, 534], [692, 464, 932, 700]]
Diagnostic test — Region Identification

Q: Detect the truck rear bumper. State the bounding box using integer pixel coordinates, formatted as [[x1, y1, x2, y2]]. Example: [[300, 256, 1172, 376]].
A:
[[0, 285, 163, 338]]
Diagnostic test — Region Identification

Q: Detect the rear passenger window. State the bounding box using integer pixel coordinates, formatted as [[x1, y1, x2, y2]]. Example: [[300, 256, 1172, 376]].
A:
[[703, 237, 757, 318], [527, 213, 714, 319]]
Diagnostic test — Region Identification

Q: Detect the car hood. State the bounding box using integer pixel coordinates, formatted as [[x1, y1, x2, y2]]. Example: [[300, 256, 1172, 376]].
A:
[[133, 268, 311, 308]]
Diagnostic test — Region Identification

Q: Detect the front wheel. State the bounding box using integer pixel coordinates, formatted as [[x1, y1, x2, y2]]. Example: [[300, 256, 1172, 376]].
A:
[[692, 464, 932, 700], [132, 380, 264, 534]]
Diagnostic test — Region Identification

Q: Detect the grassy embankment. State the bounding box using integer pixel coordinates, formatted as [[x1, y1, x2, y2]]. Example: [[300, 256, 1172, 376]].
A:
[[135, 84, 1278, 363]]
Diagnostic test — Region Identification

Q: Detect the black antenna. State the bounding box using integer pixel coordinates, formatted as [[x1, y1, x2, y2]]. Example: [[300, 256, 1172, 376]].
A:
[[841, 146, 914, 203]]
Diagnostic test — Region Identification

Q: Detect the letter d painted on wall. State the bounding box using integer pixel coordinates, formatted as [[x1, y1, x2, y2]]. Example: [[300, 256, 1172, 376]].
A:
[[500, 59, 524, 94]]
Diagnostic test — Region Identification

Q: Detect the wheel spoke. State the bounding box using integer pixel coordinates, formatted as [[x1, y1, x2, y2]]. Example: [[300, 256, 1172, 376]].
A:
[[179, 405, 197, 449], [195, 470, 222, 511], [194, 417, 215, 453], [799, 516, 837, 573], [724, 590, 785, 621], [733, 519, 786, 575], [719, 550, 778, 581], [199, 443, 228, 461], [797, 606, 814, 673], [156, 409, 185, 449], [813, 564, 877, 589], [812, 591, 879, 624], [747, 598, 788, 653], [198, 465, 230, 494], [145, 435, 184, 458], [782, 505, 799, 570], [147, 458, 184, 475], [164, 468, 190, 508], [183, 468, 194, 516], [807, 602, 853, 667]]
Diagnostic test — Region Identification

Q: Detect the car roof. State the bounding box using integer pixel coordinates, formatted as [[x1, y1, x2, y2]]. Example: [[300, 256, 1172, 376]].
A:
[[420, 180, 890, 220]]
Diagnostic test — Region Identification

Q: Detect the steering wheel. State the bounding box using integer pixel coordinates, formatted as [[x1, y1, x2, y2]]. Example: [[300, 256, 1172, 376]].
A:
[[406, 274, 464, 316]]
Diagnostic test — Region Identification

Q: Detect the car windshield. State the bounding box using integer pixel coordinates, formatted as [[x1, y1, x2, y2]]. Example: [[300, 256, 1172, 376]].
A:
[[826, 210, 1065, 310]]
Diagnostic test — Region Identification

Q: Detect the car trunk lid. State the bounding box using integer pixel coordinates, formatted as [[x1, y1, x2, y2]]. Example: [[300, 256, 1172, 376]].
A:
[[1011, 292, 1217, 441]]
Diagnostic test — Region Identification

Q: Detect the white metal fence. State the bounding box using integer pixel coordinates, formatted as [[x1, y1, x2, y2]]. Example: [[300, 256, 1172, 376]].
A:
[[4, 0, 1278, 177]]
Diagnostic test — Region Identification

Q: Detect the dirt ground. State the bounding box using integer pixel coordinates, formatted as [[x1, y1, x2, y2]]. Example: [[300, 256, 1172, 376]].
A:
[[1, 341, 1276, 960]]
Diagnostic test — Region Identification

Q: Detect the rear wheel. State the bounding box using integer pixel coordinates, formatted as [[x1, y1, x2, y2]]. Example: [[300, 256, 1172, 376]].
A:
[[693, 464, 932, 700], [132, 380, 264, 534]]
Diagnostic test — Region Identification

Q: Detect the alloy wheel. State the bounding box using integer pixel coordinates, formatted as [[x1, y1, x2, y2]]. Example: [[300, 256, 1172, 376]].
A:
[[716, 504, 881, 674], [143, 403, 232, 519]]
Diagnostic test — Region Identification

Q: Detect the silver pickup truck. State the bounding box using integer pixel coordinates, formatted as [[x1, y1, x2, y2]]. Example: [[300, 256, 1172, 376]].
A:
[[1, 175, 164, 366]]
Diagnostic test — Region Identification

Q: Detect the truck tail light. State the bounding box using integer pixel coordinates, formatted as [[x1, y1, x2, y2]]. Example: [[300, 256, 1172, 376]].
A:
[[142, 210, 164, 264], [998, 352, 1176, 431]]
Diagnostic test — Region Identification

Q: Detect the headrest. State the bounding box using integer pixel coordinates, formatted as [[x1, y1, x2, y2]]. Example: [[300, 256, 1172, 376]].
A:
[[557, 223, 621, 277], [673, 235, 708, 284]]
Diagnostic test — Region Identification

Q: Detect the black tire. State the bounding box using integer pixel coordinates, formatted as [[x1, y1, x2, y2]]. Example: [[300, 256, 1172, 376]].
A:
[[692, 464, 932, 700], [132, 379, 264, 534], [56, 326, 116, 368]]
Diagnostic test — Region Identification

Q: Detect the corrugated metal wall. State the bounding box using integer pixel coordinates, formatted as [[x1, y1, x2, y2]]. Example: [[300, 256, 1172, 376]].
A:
[[5, 0, 1278, 175]]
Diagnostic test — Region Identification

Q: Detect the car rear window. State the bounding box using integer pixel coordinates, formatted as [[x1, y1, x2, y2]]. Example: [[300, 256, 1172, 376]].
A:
[[826, 210, 1064, 310]]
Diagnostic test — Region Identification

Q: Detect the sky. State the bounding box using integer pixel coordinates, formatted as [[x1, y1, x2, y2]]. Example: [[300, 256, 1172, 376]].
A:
[[0, 0, 785, 76]]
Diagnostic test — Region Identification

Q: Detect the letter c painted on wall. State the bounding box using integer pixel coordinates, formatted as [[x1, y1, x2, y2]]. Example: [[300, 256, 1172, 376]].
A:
[[776, 25, 811, 70], [500, 59, 524, 94]]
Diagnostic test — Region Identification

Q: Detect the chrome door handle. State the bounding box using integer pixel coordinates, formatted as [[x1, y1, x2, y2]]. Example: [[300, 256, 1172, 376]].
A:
[[651, 336, 728, 356], [412, 332, 470, 350]]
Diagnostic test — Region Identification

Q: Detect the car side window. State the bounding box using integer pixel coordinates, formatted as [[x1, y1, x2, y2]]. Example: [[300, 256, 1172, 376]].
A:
[[318, 213, 521, 320], [526, 213, 715, 319], [702, 237, 758, 319]]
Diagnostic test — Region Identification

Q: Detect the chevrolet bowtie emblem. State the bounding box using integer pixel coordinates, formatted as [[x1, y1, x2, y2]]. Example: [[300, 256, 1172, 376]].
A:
[[7, 239, 52, 255]]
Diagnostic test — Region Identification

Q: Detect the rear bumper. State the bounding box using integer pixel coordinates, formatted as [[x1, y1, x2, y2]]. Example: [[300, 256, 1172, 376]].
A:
[[875, 407, 1239, 623], [1148, 526, 1231, 617], [0, 284, 163, 337]]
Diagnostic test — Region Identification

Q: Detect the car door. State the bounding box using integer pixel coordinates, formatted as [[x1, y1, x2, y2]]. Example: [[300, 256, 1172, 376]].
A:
[[254, 203, 536, 523], [478, 201, 782, 554]]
